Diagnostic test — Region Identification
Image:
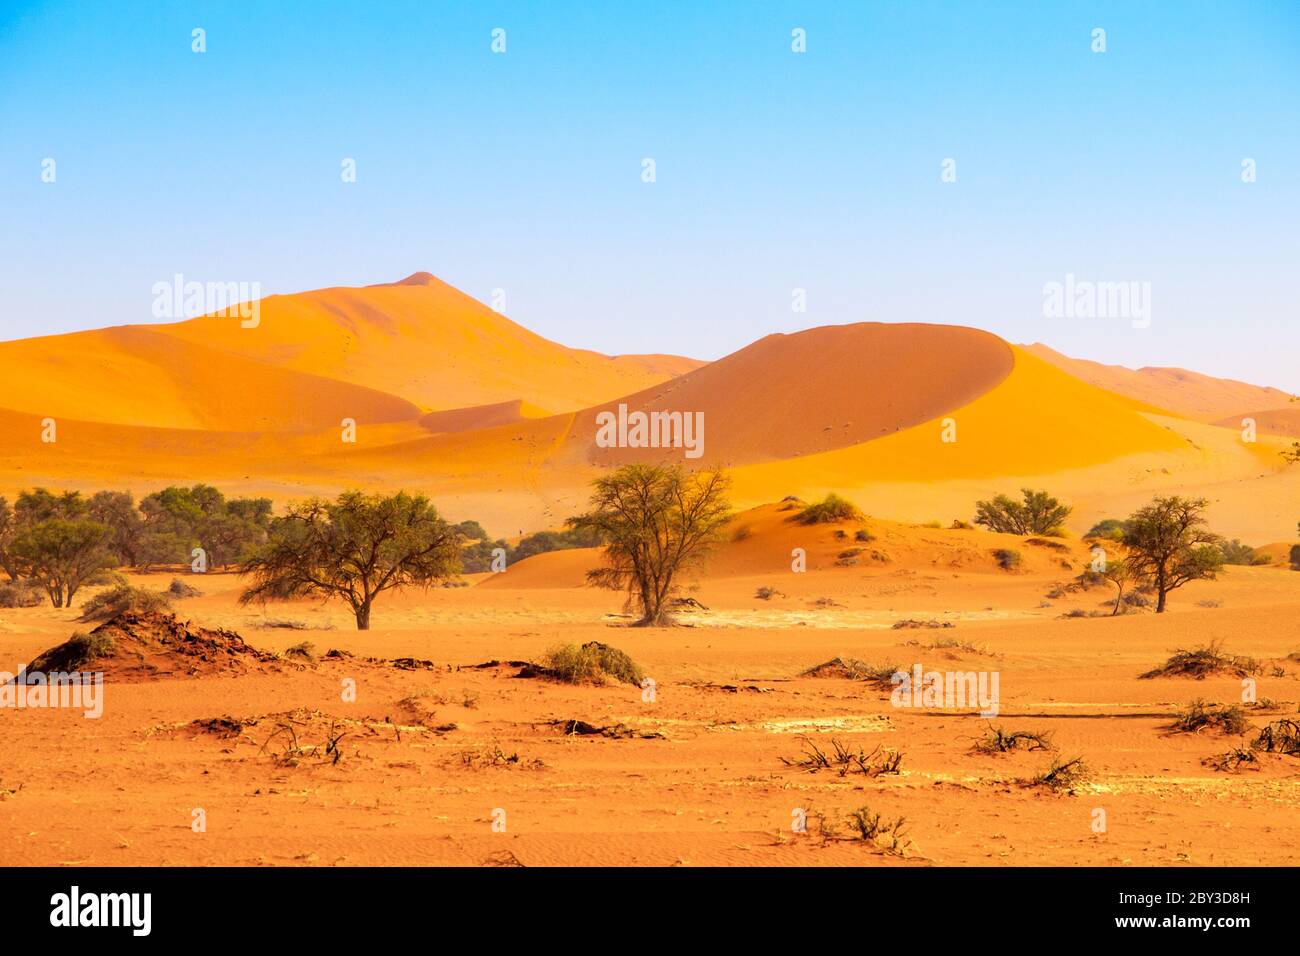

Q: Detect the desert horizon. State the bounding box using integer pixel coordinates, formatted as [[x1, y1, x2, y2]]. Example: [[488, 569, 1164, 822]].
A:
[[0, 268, 1297, 874], [2, 1, 1296, 937]]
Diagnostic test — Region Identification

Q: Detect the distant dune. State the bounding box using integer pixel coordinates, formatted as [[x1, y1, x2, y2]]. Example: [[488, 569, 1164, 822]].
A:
[[1023, 343, 1295, 422], [0, 325, 420, 431], [156, 271, 703, 414], [0, 273, 1295, 544], [1214, 405, 1300, 438], [579, 323, 1015, 466]]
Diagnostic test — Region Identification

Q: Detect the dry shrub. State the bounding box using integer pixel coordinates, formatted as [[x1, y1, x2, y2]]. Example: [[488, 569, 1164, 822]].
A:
[[541, 642, 644, 686], [975, 725, 1054, 753], [1171, 699, 1249, 735], [79, 583, 172, 622], [793, 494, 861, 525], [1140, 640, 1259, 679]]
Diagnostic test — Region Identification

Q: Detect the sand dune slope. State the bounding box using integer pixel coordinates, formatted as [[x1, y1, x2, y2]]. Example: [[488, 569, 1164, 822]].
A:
[[1024, 343, 1295, 421], [1214, 406, 1300, 438], [0, 326, 420, 430], [156, 273, 702, 413], [572, 323, 1015, 466]]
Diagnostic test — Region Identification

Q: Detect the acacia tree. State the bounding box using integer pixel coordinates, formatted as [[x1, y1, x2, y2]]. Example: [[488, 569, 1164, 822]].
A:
[[1123, 496, 1223, 613], [568, 464, 731, 626], [88, 491, 145, 568], [974, 489, 1071, 536], [11, 518, 114, 607], [0, 497, 16, 581], [1100, 556, 1137, 616], [238, 491, 461, 630]]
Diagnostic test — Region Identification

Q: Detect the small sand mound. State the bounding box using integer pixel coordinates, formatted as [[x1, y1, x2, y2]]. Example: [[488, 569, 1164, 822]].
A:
[[23, 611, 281, 682]]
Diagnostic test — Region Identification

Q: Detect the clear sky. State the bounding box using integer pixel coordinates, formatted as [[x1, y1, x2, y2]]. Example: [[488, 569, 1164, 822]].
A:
[[2, 1, 1297, 390]]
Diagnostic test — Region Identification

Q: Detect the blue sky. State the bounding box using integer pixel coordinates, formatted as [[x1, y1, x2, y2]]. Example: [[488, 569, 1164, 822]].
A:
[[2, 0, 1298, 389]]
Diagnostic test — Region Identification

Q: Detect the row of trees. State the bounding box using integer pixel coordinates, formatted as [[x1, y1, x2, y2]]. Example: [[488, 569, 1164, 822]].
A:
[[0, 471, 1279, 628], [974, 487, 1238, 613], [0, 485, 272, 607], [237, 467, 732, 629]]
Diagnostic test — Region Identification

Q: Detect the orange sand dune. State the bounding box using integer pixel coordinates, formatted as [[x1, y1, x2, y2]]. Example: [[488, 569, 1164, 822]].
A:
[[1024, 342, 1295, 422], [574, 323, 1015, 466], [0, 325, 420, 430], [420, 399, 548, 434], [157, 272, 703, 413], [726, 346, 1187, 493], [0, 296, 1291, 545]]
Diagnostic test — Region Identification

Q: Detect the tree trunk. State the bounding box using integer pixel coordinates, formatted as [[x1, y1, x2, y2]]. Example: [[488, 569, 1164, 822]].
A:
[[1155, 589, 1167, 613], [355, 601, 372, 630]]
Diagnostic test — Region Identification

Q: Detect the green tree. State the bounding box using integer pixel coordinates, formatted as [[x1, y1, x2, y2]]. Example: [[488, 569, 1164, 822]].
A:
[[1085, 518, 1128, 541], [1099, 557, 1138, 616], [974, 489, 1071, 536], [568, 464, 731, 626], [0, 497, 17, 581], [11, 519, 114, 607], [238, 491, 461, 630], [1122, 496, 1223, 613], [140, 485, 271, 567], [15, 488, 86, 524], [88, 491, 145, 567]]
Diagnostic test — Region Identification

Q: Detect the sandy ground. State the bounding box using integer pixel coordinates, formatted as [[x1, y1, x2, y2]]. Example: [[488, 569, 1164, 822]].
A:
[[2, 541, 1297, 868]]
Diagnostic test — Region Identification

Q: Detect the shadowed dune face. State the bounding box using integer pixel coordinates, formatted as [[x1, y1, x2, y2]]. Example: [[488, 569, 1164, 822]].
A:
[[577, 323, 1015, 467], [156, 273, 703, 413], [419, 399, 548, 434], [0, 326, 421, 430]]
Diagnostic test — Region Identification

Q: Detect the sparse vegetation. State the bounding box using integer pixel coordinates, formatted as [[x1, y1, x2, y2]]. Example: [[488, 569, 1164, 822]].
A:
[[1098, 557, 1138, 616], [1204, 746, 1259, 772], [283, 641, 317, 662], [1218, 538, 1269, 566], [1141, 641, 1259, 680], [0, 579, 44, 608], [1171, 699, 1250, 735], [239, 490, 461, 630], [1252, 718, 1300, 755], [1122, 496, 1223, 613], [1086, 518, 1128, 541], [1026, 756, 1090, 792], [167, 577, 202, 598], [1025, 537, 1068, 551], [541, 641, 644, 686], [974, 488, 1070, 536], [78, 582, 172, 622], [10, 517, 115, 607], [793, 493, 861, 525], [568, 464, 731, 626], [975, 725, 1053, 753], [781, 736, 903, 777], [754, 585, 783, 600], [25, 630, 117, 672], [802, 657, 899, 687], [992, 548, 1021, 571], [844, 805, 911, 854]]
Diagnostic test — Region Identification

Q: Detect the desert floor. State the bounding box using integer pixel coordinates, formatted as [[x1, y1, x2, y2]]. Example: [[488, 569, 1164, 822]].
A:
[[2, 553, 1298, 868]]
